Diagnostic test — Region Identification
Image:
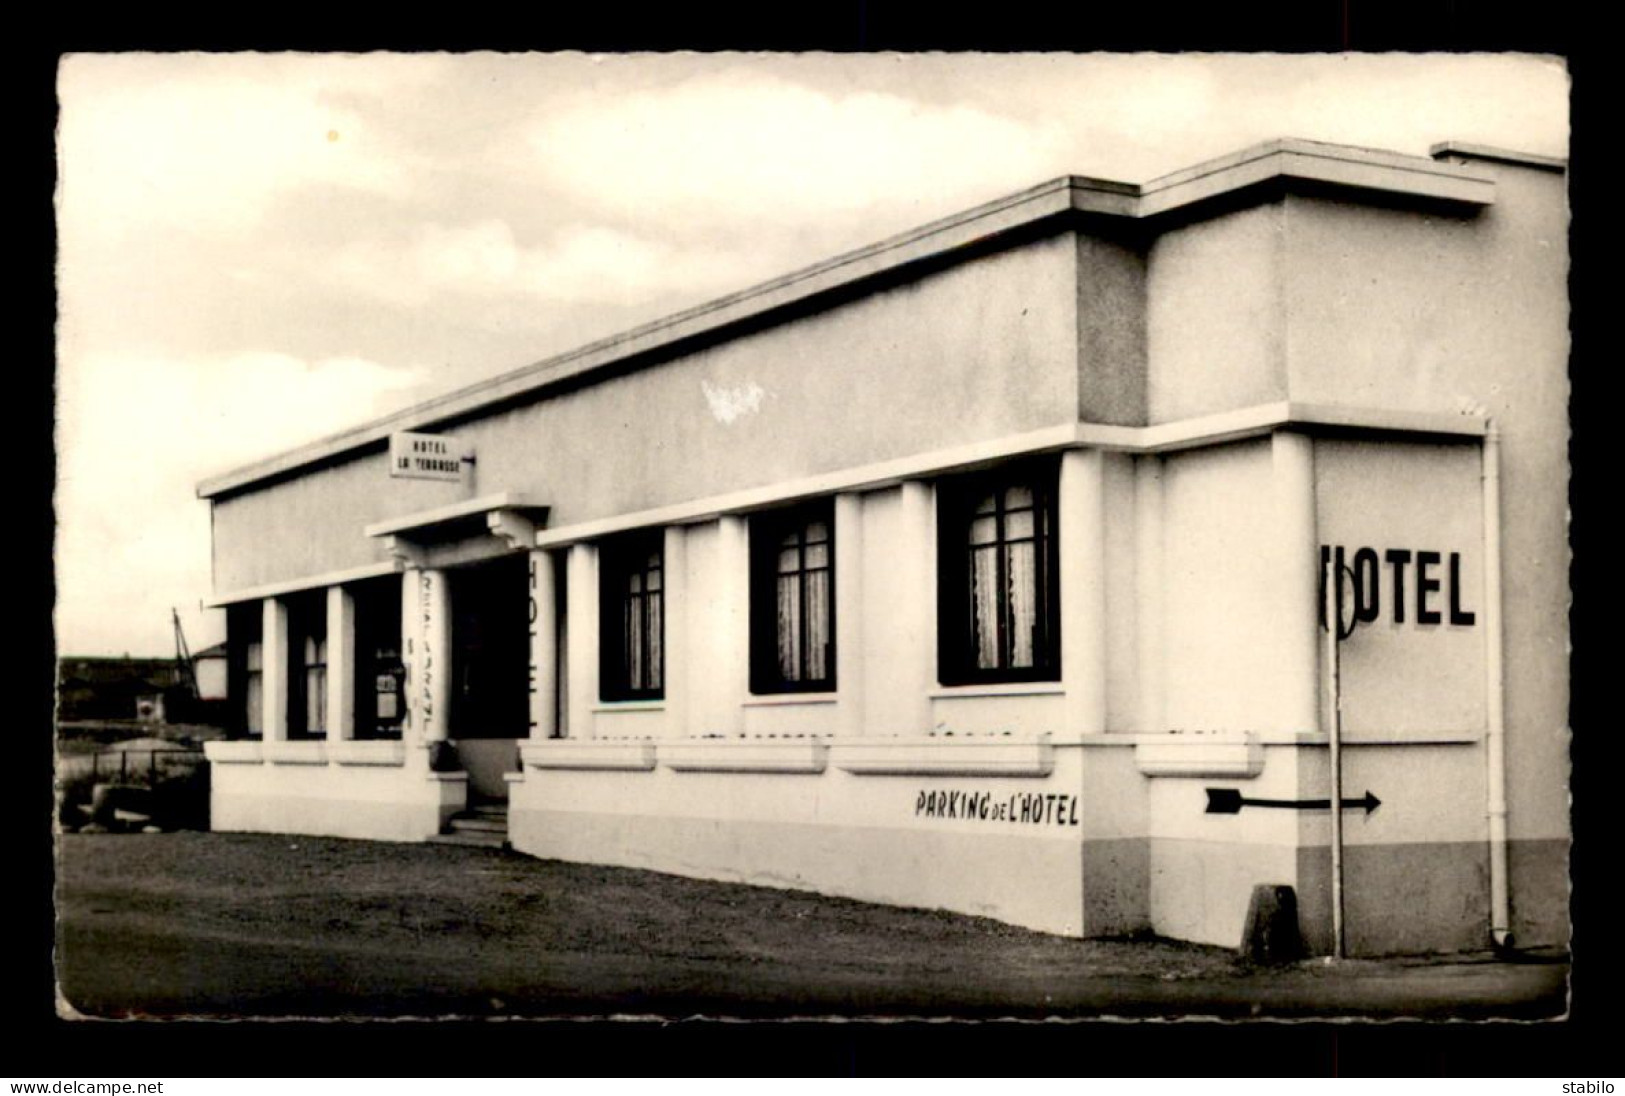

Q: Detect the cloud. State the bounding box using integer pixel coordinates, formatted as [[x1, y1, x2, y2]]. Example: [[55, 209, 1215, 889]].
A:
[[521, 69, 1071, 228], [1260, 56, 1569, 158], [60, 349, 428, 483], [329, 219, 769, 309], [57, 54, 417, 237], [55, 349, 428, 654]]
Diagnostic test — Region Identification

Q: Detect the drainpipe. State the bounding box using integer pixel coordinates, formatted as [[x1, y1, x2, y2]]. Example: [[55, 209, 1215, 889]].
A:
[[1323, 557, 1347, 960], [1483, 422, 1513, 949]]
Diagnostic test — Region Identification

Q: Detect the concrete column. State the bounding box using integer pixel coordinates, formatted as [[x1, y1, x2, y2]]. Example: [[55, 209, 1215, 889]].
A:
[[404, 568, 451, 744], [528, 549, 560, 739], [326, 585, 357, 741], [897, 480, 936, 734], [662, 526, 688, 738], [1271, 430, 1321, 735], [1060, 449, 1107, 736], [1134, 457, 1165, 734], [261, 597, 290, 742], [565, 543, 599, 739], [834, 492, 865, 736], [714, 515, 750, 737]]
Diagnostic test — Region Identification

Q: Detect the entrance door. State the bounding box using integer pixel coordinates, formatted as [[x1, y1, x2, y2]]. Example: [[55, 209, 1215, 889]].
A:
[[449, 554, 529, 802]]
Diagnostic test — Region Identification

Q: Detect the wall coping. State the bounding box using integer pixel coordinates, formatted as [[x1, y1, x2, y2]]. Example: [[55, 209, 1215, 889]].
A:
[[832, 737, 1055, 777], [202, 740, 264, 765], [328, 739, 407, 767], [263, 741, 329, 766], [741, 693, 839, 708], [1134, 735, 1265, 778], [661, 739, 828, 774], [521, 740, 657, 771]]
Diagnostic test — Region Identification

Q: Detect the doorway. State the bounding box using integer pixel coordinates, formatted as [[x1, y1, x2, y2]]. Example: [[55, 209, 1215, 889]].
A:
[[448, 554, 529, 802]]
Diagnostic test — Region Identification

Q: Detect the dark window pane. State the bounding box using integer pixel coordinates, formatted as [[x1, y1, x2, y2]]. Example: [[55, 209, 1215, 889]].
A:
[[752, 502, 835, 694], [603, 534, 665, 700]]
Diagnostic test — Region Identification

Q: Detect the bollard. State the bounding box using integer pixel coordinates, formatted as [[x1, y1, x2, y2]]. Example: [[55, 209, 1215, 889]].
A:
[[1239, 884, 1304, 965]]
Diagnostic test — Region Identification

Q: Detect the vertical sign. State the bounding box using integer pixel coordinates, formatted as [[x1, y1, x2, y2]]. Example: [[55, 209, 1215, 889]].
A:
[[527, 553, 539, 736], [418, 571, 436, 729]]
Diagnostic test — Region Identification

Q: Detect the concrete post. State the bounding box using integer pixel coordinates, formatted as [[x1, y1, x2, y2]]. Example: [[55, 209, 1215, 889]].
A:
[[1060, 449, 1107, 736], [896, 480, 936, 735], [326, 584, 357, 741], [261, 597, 290, 742], [662, 526, 688, 738], [834, 492, 865, 736], [528, 549, 560, 740], [714, 515, 749, 737], [565, 542, 599, 739], [1134, 457, 1165, 734], [1271, 430, 1321, 735]]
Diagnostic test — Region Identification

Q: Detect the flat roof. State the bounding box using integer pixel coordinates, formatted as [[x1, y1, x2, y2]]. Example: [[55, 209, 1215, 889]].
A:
[[1430, 141, 1568, 173], [198, 138, 1498, 501]]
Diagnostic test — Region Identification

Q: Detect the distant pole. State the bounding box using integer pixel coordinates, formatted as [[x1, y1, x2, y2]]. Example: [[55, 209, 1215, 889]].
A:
[[172, 608, 200, 699]]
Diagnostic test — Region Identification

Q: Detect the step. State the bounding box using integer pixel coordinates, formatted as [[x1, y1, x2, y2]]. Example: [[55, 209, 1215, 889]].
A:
[[426, 830, 508, 850], [448, 816, 507, 834]]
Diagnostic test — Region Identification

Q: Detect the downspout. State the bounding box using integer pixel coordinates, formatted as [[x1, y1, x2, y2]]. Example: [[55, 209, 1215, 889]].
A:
[[1322, 551, 1347, 960], [1483, 422, 1513, 949]]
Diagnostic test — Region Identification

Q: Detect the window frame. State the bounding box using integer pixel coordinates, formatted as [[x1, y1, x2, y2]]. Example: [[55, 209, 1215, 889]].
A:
[[353, 577, 404, 741], [749, 500, 836, 695], [598, 531, 666, 702], [936, 458, 1062, 687], [287, 593, 328, 740], [227, 602, 264, 740]]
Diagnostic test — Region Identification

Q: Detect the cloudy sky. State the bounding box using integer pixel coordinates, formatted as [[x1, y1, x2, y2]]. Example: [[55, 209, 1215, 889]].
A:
[[54, 52, 1568, 657]]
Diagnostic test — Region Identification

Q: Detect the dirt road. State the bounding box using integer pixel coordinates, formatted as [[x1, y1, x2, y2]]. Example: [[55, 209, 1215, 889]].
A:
[[55, 833, 1567, 1021]]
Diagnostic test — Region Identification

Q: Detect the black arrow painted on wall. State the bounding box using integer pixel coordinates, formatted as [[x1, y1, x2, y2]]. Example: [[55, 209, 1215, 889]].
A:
[[1205, 788, 1382, 815]]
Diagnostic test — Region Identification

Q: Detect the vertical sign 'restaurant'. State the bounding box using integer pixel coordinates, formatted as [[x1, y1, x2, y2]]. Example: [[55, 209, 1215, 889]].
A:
[[528, 554, 538, 735]]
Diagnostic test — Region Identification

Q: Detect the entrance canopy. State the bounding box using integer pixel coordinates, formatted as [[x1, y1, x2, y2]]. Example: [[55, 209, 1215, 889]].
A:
[[365, 491, 550, 568]]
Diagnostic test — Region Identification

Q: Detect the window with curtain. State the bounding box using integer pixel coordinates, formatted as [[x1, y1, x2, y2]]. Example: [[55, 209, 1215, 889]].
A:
[[289, 595, 327, 739], [600, 532, 664, 701], [751, 502, 835, 694], [937, 460, 1060, 685], [303, 633, 328, 737]]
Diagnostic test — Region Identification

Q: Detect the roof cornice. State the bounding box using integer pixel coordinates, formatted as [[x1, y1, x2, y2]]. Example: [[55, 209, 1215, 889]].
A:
[[198, 138, 1496, 500]]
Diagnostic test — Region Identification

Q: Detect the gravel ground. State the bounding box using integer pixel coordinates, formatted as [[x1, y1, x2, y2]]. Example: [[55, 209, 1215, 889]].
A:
[[54, 832, 1567, 1021]]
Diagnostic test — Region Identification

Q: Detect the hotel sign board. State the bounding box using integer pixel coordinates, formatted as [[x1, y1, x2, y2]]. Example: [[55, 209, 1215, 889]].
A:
[[389, 432, 471, 482]]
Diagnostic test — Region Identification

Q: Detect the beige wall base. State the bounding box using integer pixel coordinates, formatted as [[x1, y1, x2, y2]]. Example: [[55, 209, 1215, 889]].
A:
[[210, 762, 466, 843], [510, 806, 1095, 938]]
